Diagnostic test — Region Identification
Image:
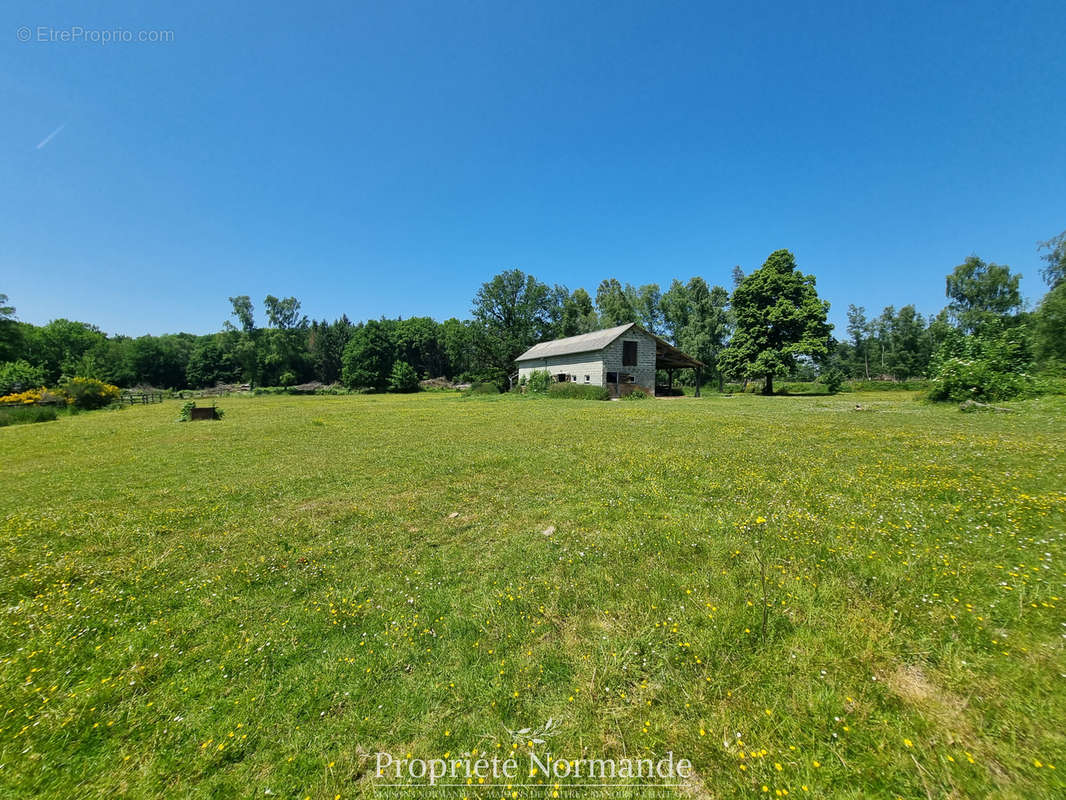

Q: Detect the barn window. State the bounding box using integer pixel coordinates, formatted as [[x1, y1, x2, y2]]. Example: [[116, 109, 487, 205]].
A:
[[606, 372, 618, 384], [555, 373, 569, 383], [622, 373, 636, 383], [584, 375, 590, 383], [622, 340, 638, 366]]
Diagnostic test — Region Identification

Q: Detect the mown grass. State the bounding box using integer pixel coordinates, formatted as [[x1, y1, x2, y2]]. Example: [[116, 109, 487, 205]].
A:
[[1, 392, 1064, 799]]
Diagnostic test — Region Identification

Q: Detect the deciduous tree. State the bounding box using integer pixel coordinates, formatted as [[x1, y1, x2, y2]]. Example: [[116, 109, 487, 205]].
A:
[[471, 269, 554, 386], [719, 249, 832, 395], [388, 360, 420, 392], [595, 279, 639, 327], [264, 295, 306, 330], [1034, 283, 1066, 369], [946, 256, 1022, 333], [1038, 230, 1066, 289], [228, 296, 255, 333], [635, 284, 663, 334], [846, 305, 871, 379], [0, 294, 19, 362], [341, 320, 394, 390]]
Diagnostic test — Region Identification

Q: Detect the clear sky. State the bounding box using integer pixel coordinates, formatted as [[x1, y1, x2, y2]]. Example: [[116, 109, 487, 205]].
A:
[[3, 1, 1064, 336]]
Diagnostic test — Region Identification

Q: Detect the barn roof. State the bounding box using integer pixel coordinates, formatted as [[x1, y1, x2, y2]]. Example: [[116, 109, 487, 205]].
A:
[[515, 323, 704, 369], [515, 323, 636, 361]]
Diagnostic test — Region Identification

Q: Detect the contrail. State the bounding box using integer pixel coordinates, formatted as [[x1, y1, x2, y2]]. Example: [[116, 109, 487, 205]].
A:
[[36, 124, 66, 149]]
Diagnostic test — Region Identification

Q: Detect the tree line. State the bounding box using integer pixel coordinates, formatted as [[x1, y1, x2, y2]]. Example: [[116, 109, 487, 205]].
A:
[[2, 231, 1063, 397]]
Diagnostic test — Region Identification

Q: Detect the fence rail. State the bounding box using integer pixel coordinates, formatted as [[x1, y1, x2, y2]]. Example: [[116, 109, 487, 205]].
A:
[[119, 392, 165, 405]]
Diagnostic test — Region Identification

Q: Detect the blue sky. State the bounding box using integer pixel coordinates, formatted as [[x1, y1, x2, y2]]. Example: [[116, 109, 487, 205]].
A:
[[3, 1, 1064, 336]]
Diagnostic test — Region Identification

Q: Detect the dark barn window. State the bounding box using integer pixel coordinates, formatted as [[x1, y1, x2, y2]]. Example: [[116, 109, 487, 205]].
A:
[[606, 372, 618, 384], [622, 340, 638, 366]]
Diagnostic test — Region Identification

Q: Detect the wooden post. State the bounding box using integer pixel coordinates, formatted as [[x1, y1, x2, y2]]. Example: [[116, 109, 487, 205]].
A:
[[695, 366, 701, 397]]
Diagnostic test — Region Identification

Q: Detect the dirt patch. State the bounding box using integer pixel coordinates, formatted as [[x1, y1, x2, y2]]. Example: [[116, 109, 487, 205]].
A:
[[885, 664, 973, 742], [677, 768, 717, 800]]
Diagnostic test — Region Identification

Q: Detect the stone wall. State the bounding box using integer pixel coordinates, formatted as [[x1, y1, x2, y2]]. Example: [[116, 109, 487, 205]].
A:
[[600, 329, 657, 395]]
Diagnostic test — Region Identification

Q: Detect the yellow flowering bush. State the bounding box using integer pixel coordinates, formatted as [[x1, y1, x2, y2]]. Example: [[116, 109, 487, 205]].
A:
[[0, 387, 49, 405], [1, 379, 120, 410], [60, 377, 121, 409]]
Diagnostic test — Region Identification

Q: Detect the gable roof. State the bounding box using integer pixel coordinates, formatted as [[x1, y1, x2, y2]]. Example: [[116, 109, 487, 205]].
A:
[[515, 323, 637, 361], [515, 323, 705, 369]]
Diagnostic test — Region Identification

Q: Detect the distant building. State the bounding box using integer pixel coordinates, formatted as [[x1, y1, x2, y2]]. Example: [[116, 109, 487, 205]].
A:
[[515, 323, 704, 398]]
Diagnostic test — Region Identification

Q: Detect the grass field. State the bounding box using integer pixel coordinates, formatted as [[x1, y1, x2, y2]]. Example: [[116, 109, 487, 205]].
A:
[[2, 392, 1064, 799]]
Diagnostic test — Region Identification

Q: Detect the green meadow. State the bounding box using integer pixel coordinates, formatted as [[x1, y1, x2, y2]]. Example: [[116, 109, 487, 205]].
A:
[[2, 392, 1064, 799]]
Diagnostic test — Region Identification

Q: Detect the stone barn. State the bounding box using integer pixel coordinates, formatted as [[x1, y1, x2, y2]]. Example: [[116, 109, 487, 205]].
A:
[[515, 323, 704, 398]]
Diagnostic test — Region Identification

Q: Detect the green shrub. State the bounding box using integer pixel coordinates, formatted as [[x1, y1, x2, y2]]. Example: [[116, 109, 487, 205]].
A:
[[774, 382, 827, 395], [0, 360, 47, 396], [622, 389, 650, 400], [847, 379, 930, 392], [467, 382, 500, 395], [821, 368, 845, 395], [1033, 375, 1066, 396], [0, 405, 59, 427], [60, 377, 120, 410], [178, 401, 224, 421], [525, 369, 551, 394], [388, 360, 420, 393], [724, 381, 761, 393], [314, 384, 354, 395], [927, 321, 1036, 403], [547, 383, 609, 400], [250, 384, 351, 396], [927, 358, 1035, 403]]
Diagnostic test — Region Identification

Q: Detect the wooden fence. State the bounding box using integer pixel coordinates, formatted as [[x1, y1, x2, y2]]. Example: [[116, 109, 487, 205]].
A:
[[119, 391, 165, 406]]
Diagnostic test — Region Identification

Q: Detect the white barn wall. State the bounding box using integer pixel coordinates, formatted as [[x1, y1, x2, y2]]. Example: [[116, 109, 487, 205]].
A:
[[518, 354, 604, 387]]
